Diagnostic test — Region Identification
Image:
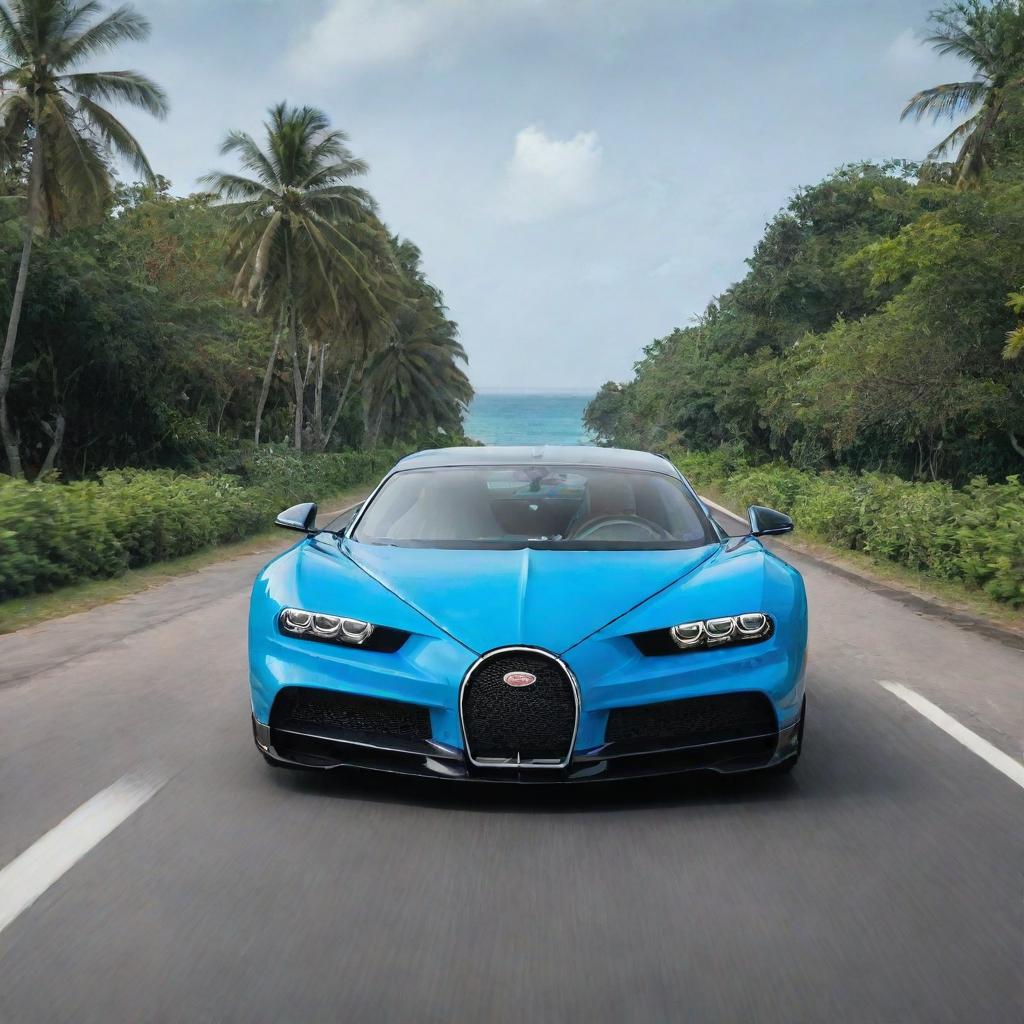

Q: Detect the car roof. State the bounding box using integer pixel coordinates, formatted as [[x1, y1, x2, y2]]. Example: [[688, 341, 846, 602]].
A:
[[394, 445, 680, 476]]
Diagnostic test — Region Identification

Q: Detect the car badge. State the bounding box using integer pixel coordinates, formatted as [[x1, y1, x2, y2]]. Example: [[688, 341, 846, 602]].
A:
[[503, 671, 537, 688]]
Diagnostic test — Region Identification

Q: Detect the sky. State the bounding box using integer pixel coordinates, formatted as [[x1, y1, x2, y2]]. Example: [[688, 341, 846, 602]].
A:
[[117, 0, 971, 392]]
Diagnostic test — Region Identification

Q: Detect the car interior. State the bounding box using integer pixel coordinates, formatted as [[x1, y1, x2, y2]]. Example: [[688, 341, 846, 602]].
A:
[[354, 466, 713, 546]]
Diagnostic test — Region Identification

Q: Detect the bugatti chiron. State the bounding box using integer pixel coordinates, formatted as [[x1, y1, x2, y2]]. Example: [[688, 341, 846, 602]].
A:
[[248, 446, 807, 782]]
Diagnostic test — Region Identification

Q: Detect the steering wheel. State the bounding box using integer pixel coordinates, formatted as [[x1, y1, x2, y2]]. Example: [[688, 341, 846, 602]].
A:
[[569, 514, 672, 541]]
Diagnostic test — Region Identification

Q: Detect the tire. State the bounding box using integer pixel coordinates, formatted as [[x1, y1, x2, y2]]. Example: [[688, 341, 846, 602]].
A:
[[764, 696, 805, 775]]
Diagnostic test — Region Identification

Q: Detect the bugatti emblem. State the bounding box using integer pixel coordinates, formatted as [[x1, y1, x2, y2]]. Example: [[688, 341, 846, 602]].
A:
[[503, 671, 537, 688]]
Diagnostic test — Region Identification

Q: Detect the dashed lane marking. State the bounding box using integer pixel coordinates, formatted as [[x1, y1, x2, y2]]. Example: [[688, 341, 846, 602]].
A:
[[0, 771, 167, 936], [879, 681, 1024, 790]]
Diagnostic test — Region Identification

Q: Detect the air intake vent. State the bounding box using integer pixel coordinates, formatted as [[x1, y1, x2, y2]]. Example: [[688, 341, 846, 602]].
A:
[[605, 692, 777, 749], [271, 686, 431, 741]]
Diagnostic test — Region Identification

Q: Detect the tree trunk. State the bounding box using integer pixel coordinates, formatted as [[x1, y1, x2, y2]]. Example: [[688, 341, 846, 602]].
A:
[[253, 312, 285, 445], [312, 342, 328, 448], [216, 388, 233, 436], [362, 392, 373, 438], [322, 361, 356, 451], [0, 128, 44, 478], [283, 236, 303, 451], [37, 410, 65, 479], [290, 302, 303, 450], [369, 402, 385, 447], [303, 341, 315, 390]]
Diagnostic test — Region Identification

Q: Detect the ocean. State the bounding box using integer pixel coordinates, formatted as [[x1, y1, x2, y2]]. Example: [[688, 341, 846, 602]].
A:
[[464, 391, 595, 446]]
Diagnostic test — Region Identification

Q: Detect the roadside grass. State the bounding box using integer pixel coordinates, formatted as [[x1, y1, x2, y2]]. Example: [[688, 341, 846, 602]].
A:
[[0, 487, 368, 636], [700, 484, 1024, 638]]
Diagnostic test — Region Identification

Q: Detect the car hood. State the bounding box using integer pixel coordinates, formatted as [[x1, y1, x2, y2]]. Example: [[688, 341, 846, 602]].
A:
[[340, 540, 720, 655]]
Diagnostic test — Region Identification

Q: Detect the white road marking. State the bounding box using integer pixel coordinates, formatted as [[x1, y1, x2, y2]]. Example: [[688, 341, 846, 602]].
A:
[[879, 681, 1024, 789], [0, 771, 167, 935]]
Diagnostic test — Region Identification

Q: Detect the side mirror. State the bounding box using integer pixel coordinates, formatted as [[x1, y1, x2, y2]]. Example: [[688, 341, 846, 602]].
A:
[[275, 501, 318, 534], [747, 505, 793, 537]]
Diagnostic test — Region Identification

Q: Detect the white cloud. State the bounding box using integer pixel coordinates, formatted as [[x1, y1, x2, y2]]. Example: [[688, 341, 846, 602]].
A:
[[286, 0, 544, 77], [284, 0, 723, 79], [500, 125, 603, 223], [287, 0, 452, 76], [885, 28, 934, 73]]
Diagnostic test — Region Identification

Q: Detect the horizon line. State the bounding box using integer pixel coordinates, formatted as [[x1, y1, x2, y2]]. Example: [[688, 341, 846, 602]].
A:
[[471, 386, 598, 395]]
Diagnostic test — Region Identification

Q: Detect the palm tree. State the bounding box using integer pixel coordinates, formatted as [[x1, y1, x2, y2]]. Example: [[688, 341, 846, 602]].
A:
[[0, 0, 167, 477], [901, 0, 1024, 187], [304, 216, 398, 450], [203, 103, 381, 449], [363, 238, 472, 443]]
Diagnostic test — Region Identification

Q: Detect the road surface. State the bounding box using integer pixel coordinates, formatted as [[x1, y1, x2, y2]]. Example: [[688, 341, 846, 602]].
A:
[[0, 511, 1021, 1023]]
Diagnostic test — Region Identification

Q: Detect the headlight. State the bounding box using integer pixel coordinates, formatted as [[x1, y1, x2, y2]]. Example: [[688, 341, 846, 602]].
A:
[[279, 607, 375, 646], [669, 611, 772, 652]]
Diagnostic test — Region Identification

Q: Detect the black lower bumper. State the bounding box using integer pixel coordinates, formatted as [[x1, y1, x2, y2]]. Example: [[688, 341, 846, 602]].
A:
[[253, 716, 800, 783]]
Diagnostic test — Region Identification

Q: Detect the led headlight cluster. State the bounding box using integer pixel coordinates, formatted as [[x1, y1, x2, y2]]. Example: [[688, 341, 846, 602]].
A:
[[279, 607, 375, 646], [670, 612, 772, 651]]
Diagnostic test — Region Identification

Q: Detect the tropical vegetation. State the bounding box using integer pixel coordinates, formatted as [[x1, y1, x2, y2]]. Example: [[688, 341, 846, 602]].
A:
[[0, 447, 403, 600], [0, 0, 471, 485], [0, 0, 168, 479], [671, 448, 1024, 606], [589, 1, 1024, 483], [588, 0, 1024, 605], [901, 0, 1024, 186]]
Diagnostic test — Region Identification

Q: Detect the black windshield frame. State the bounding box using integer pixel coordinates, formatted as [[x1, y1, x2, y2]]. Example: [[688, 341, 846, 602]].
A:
[[349, 464, 718, 551]]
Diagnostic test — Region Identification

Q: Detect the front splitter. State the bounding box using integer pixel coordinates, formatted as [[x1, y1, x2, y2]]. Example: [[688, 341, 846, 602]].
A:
[[253, 716, 799, 783]]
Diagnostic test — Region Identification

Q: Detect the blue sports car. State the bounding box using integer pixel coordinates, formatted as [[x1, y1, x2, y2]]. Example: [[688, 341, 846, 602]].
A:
[[249, 446, 807, 782]]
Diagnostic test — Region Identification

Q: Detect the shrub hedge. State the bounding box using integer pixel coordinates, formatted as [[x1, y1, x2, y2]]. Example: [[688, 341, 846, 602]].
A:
[[5, 445, 1020, 609], [0, 448, 401, 601], [671, 448, 1024, 607]]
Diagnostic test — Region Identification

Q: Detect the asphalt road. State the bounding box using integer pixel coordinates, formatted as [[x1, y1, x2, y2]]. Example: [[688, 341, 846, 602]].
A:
[[0, 513, 1021, 1023]]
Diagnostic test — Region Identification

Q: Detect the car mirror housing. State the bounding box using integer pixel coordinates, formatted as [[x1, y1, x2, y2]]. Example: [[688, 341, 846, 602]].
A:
[[275, 501, 318, 534], [747, 504, 793, 537]]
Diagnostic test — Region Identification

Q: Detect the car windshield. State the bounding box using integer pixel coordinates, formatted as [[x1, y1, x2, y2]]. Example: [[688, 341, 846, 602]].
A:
[[350, 465, 716, 550]]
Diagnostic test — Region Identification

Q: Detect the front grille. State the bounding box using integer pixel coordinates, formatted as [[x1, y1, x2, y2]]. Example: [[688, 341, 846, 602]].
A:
[[461, 649, 578, 765], [604, 692, 777, 748], [270, 686, 431, 741]]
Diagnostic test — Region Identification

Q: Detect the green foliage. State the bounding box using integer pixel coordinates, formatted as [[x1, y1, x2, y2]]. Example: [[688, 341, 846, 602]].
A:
[[673, 449, 1024, 605], [0, 448, 402, 601], [0, 178, 471, 475], [1, 185, 273, 474], [1007, 288, 1024, 357], [591, 159, 1024, 484], [900, 0, 1024, 186], [0, 0, 168, 225], [363, 237, 472, 443], [202, 105, 472, 452], [594, 3, 1024, 482]]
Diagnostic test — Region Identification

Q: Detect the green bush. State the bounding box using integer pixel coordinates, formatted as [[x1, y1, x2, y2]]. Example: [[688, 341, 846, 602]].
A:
[[0, 447, 402, 601], [672, 445, 751, 488], [670, 449, 1024, 607], [953, 476, 1024, 604]]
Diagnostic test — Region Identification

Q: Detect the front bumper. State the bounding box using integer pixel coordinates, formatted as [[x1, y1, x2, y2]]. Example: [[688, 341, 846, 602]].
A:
[[250, 607, 806, 783], [253, 713, 801, 783]]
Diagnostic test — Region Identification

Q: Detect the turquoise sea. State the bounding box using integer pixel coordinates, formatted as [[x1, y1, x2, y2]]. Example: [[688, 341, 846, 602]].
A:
[[464, 391, 594, 446]]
